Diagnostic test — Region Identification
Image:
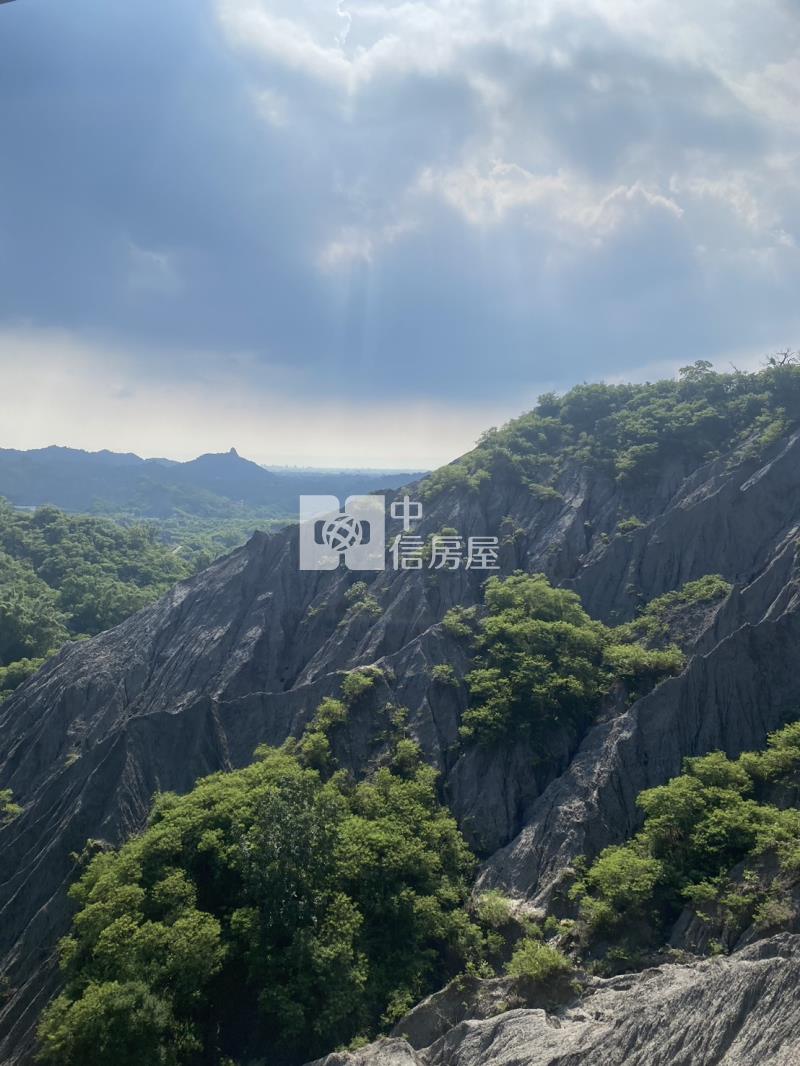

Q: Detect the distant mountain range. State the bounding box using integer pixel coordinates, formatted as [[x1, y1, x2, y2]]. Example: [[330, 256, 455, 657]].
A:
[[0, 445, 425, 518]]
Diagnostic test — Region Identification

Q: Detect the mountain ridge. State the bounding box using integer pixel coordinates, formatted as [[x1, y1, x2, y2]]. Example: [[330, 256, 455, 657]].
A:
[[0, 445, 425, 519], [2, 365, 800, 1062]]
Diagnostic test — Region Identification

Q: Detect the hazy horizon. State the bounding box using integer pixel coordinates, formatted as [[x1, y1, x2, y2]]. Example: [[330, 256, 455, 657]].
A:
[[0, 343, 775, 469], [1, 1, 798, 465], [0, 438, 427, 474]]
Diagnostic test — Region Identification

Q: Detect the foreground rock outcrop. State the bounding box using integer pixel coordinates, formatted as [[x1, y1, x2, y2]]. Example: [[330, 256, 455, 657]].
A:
[[309, 935, 800, 1066]]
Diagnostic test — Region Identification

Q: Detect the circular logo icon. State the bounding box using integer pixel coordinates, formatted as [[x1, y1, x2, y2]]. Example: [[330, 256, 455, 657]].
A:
[[321, 513, 364, 553]]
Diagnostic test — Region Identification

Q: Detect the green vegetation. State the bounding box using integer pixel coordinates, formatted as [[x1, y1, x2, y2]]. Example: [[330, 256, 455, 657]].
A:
[[1, 788, 21, 824], [0, 500, 199, 701], [474, 890, 514, 929], [418, 526, 462, 568], [570, 721, 800, 961], [459, 574, 684, 743], [296, 696, 349, 772], [613, 575, 732, 649], [505, 939, 573, 982], [37, 745, 482, 1066], [441, 606, 479, 640], [421, 359, 800, 500], [146, 512, 285, 572], [0, 500, 286, 702], [0, 657, 46, 700], [430, 663, 458, 686], [616, 516, 645, 534], [343, 581, 382, 622], [341, 667, 383, 705], [38, 669, 595, 1063]]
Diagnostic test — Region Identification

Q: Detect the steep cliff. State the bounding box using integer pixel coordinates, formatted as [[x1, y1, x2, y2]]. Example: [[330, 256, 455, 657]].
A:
[[2, 392, 800, 1062]]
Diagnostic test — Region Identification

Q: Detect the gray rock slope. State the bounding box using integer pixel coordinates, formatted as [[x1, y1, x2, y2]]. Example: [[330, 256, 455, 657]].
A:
[[2, 430, 800, 1061], [309, 935, 800, 1066]]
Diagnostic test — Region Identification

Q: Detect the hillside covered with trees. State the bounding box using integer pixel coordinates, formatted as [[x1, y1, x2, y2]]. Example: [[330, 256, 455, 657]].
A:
[[423, 356, 800, 500], [0, 502, 196, 701]]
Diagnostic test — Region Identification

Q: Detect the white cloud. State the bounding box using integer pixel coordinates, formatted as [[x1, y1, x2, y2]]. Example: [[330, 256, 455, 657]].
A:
[[4, 0, 800, 431], [419, 162, 683, 237], [318, 219, 417, 270], [3, 325, 786, 468], [255, 88, 290, 126], [213, 0, 800, 296], [216, 2, 351, 86]]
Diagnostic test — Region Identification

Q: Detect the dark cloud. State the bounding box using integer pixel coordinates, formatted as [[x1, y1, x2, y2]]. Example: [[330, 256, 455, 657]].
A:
[[0, 0, 798, 410]]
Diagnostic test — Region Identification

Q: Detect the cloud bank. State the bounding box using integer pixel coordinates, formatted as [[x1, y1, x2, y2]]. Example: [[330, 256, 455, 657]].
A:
[[0, 0, 798, 462]]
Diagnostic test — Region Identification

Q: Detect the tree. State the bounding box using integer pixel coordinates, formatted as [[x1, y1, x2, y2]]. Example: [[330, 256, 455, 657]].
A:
[[570, 723, 800, 955], [37, 746, 479, 1065], [459, 573, 682, 743]]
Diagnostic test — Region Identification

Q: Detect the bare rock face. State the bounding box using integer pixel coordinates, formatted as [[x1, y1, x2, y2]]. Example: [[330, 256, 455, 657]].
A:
[[2, 430, 800, 1062], [478, 433, 800, 903], [308, 935, 800, 1066], [309, 1040, 424, 1066], [478, 590, 800, 904], [389, 975, 556, 1051]]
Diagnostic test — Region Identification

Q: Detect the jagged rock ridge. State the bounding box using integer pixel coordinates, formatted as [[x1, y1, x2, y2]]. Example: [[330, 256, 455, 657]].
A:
[[2, 429, 800, 1062]]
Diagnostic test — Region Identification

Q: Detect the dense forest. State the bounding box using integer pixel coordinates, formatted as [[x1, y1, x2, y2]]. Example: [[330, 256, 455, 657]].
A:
[[0, 501, 262, 702], [422, 356, 800, 499], [37, 741, 480, 1066]]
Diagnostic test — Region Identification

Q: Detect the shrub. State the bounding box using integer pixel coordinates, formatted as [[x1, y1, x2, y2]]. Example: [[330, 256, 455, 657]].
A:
[[430, 664, 458, 686], [602, 643, 684, 699], [297, 698, 350, 771], [505, 940, 572, 982], [571, 847, 663, 932], [441, 607, 478, 640], [617, 516, 645, 534], [391, 739, 422, 776], [343, 582, 382, 620], [613, 575, 731, 649], [474, 890, 514, 929], [527, 483, 562, 502], [753, 895, 795, 931], [418, 363, 800, 502], [341, 669, 382, 705], [313, 697, 348, 732], [37, 980, 183, 1066], [571, 722, 800, 956], [297, 730, 331, 771], [0, 656, 46, 702], [741, 720, 800, 783], [0, 789, 21, 824]]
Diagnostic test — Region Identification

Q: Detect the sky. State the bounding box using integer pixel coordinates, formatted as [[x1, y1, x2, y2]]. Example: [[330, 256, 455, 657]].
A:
[[0, 0, 799, 467]]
